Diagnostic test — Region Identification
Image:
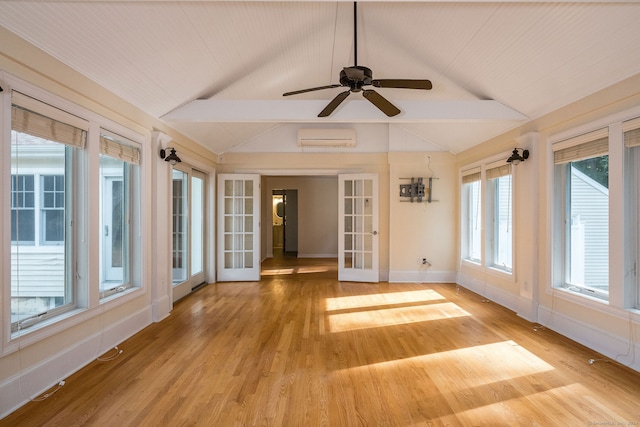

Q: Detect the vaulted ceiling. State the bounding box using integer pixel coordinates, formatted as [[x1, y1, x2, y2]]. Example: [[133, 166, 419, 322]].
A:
[[1, 1, 640, 155]]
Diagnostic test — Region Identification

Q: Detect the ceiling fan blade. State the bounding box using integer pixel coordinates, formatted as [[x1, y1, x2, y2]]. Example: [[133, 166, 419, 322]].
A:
[[362, 89, 401, 117], [318, 90, 351, 117], [371, 79, 433, 90], [283, 84, 343, 96]]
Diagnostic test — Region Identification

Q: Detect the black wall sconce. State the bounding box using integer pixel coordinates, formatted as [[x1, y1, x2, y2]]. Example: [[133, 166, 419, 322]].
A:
[[160, 147, 181, 165], [506, 148, 529, 165]]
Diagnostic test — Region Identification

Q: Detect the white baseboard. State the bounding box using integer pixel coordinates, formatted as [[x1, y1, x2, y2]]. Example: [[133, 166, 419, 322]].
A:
[[152, 294, 172, 322], [537, 305, 640, 373], [388, 270, 457, 283], [0, 306, 152, 419], [456, 272, 639, 373], [456, 272, 520, 314]]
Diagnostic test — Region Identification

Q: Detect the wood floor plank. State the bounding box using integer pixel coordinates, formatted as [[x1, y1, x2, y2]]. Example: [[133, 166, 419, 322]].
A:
[[2, 256, 640, 426]]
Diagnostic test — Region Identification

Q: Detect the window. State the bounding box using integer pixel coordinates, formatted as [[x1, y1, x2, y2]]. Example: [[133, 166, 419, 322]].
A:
[[553, 129, 609, 300], [462, 170, 482, 263], [10, 91, 87, 331], [41, 175, 65, 244], [11, 175, 35, 244], [99, 131, 140, 300], [624, 118, 640, 308], [486, 164, 512, 272]]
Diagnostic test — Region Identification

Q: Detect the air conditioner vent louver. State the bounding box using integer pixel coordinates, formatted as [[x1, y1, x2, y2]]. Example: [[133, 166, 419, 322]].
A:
[[297, 128, 356, 147]]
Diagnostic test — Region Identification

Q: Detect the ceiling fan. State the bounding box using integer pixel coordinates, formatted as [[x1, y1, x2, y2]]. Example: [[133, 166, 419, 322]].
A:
[[283, 2, 432, 117]]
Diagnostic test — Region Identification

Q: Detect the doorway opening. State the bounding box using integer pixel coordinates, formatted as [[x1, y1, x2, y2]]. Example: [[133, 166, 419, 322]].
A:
[[272, 189, 298, 258]]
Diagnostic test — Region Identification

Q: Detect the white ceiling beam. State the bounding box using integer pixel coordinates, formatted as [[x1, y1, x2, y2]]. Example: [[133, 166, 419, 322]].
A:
[[162, 99, 527, 123]]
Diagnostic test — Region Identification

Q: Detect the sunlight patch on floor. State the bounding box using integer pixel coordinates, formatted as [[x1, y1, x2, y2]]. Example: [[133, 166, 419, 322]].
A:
[[261, 267, 329, 276], [325, 289, 446, 311], [261, 268, 295, 276], [337, 340, 554, 382], [445, 383, 619, 426], [327, 301, 470, 333], [297, 266, 329, 274]]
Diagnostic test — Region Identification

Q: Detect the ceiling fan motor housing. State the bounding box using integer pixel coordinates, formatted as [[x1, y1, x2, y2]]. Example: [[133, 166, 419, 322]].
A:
[[340, 66, 373, 91]]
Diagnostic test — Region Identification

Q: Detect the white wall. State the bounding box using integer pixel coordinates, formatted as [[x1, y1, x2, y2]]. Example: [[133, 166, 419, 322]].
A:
[[387, 152, 458, 283], [456, 74, 640, 373]]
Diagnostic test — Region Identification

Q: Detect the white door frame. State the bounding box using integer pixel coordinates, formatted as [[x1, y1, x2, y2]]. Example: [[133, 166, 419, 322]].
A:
[[172, 165, 208, 302]]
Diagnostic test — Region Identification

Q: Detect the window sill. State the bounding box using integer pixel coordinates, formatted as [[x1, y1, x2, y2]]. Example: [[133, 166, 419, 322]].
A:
[[460, 259, 515, 283], [551, 285, 613, 313], [5, 307, 90, 356], [100, 285, 143, 307], [461, 258, 482, 268], [3, 286, 145, 356], [550, 286, 640, 325]]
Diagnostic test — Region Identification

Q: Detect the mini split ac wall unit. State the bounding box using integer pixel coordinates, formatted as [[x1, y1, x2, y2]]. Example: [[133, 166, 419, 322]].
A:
[[297, 128, 356, 147]]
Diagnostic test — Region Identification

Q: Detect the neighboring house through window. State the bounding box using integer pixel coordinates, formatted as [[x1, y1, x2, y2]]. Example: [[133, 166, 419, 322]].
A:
[[10, 91, 86, 330]]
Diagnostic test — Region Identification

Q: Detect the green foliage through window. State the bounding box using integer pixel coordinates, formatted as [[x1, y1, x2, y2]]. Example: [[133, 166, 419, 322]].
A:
[[572, 155, 609, 188]]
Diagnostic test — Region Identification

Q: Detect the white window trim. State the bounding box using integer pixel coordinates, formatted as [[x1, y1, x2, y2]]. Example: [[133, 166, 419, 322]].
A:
[[546, 104, 640, 310], [1, 72, 148, 356], [459, 150, 516, 282]]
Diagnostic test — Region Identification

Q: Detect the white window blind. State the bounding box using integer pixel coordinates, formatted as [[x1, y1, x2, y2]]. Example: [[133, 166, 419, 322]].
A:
[[625, 128, 640, 148], [100, 133, 141, 165], [554, 137, 608, 164], [462, 167, 481, 184], [486, 164, 511, 180], [11, 91, 88, 148], [553, 128, 608, 164]]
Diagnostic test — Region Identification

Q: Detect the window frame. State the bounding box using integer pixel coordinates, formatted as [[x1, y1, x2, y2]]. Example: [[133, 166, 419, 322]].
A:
[[460, 157, 516, 280], [40, 174, 65, 245], [2, 74, 147, 354], [551, 128, 610, 301], [98, 129, 141, 301], [623, 117, 640, 309], [485, 162, 513, 273], [9, 92, 85, 334], [461, 168, 482, 264], [10, 174, 35, 245]]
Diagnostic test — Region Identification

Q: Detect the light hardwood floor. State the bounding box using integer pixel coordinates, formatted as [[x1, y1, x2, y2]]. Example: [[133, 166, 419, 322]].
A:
[[3, 256, 640, 426]]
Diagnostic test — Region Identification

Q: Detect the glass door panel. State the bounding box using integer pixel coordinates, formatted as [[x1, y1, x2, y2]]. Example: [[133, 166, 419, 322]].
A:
[[172, 167, 207, 303], [172, 169, 188, 284], [338, 174, 379, 282], [191, 171, 205, 278], [217, 174, 260, 281]]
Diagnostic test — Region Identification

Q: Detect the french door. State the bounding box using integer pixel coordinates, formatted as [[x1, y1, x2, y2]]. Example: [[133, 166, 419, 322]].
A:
[[172, 166, 207, 302], [338, 173, 379, 282], [217, 174, 260, 281]]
